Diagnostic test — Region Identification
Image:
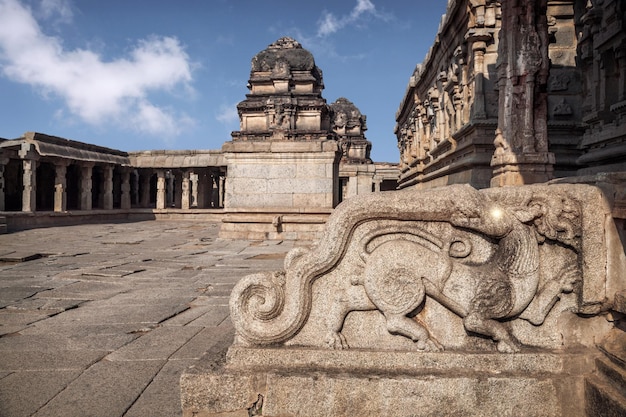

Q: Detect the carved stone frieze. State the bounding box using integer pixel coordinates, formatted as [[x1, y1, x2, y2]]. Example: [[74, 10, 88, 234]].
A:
[[553, 98, 573, 116], [230, 184, 619, 353], [549, 73, 571, 92]]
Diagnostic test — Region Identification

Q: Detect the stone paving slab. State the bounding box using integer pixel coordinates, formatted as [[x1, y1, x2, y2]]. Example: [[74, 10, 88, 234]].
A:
[[0, 370, 83, 417], [0, 350, 107, 371], [0, 331, 138, 352], [33, 360, 166, 417], [161, 305, 214, 326], [171, 322, 235, 361], [0, 220, 296, 416], [185, 306, 230, 327], [35, 281, 129, 300], [0, 252, 44, 262], [123, 359, 197, 417], [107, 326, 202, 361]]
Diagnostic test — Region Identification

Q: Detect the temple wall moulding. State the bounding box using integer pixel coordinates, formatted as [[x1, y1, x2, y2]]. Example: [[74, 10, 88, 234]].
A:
[[395, 0, 503, 189]]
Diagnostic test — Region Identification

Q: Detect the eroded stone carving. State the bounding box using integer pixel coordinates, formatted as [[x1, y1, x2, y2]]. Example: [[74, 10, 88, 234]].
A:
[[230, 184, 613, 353]]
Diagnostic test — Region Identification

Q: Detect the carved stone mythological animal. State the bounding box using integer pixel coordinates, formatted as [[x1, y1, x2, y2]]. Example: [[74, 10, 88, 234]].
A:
[[325, 193, 581, 353], [229, 185, 583, 353]]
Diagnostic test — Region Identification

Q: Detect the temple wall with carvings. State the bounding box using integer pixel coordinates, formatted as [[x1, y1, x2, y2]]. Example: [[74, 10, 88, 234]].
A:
[[396, 0, 625, 190]]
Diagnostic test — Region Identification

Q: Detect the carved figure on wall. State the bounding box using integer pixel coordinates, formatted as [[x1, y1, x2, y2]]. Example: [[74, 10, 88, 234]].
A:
[[333, 111, 347, 131], [230, 185, 599, 354], [277, 108, 291, 129], [493, 128, 509, 155], [549, 73, 571, 91], [553, 98, 573, 116], [272, 58, 290, 78], [268, 103, 291, 130]]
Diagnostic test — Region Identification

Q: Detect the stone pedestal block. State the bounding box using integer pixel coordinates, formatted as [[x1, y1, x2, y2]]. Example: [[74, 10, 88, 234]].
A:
[[181, 347, 597, 417]]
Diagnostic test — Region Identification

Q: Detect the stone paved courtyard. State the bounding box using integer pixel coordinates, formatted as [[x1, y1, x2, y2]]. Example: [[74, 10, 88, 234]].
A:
[[0, 221, 297, 417]]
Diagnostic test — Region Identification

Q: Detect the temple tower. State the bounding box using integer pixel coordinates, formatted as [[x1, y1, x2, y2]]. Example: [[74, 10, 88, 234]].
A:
[[220, 37, 341, 239], [329, 97, 376, 200]]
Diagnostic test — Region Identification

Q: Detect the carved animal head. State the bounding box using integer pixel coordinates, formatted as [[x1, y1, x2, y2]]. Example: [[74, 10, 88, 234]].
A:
[[520, 193, 581, 246]]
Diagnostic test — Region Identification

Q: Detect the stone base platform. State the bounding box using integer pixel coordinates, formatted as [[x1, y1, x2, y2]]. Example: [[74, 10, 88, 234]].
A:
[[180, 346, 598, 417], [219, 209, 332, 240], [2, 208, 225, 232]]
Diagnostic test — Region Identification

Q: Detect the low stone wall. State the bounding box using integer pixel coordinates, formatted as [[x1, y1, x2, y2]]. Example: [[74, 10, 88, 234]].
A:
[[219, 208, 332, 241], [3, 209, 225, 232]]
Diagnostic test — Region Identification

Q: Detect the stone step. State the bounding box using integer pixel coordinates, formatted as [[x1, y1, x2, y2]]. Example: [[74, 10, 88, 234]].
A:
[[585, 330, 626, 417], [0, 216, 7, 234], [585, 374, 626, 417], [596, 356, 626, 392]]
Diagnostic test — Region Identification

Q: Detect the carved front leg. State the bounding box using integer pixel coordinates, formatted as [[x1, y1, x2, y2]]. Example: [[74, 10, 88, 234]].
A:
[[324, 301, 352, 350], [464, 312, 520, 353], [324, 280, 378, 349], [519, 265, 581, 326]]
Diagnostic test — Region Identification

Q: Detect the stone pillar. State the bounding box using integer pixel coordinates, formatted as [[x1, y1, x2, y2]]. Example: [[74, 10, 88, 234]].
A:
[[102, 165, 114, 210], [190, 172, 198, 208], [131, 169, 139, 207], [156, 170, 166, 209], [80, 163, 94, 210], [373, 177, 381, 192], [468, 36, 491, 120], [140, 171, 151, 208], [208, 173, 218, 208], [210, 174, 218, 208], [0, 155, 7, 211], [218, 175, 225, 208], [166, 171, 174, 208], [19, 143, 38, 212], [53, 160, 69, 212], [181, 171, 191, 210], [120, 168, 131, 210], [490, 0, 555, 187]]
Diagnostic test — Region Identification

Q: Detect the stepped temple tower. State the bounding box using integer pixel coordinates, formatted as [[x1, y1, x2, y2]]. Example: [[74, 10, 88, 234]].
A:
[[220, 37, 393, 240]]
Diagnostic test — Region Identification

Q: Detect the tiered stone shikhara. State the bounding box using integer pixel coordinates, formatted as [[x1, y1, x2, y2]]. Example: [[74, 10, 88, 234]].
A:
[[220, 38, 376, 240]]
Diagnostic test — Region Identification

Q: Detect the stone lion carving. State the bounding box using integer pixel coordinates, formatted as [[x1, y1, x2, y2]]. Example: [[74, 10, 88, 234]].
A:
[[230, 185, 601, 353], [326, 190, 580, 353]]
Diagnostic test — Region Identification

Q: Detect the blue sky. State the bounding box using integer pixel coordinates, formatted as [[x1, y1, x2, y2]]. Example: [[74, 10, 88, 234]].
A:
[[0, 0, 448, 163]]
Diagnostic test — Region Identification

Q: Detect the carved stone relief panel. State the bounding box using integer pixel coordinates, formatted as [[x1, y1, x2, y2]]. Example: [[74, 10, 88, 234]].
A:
[[230, 184, 619, 353]]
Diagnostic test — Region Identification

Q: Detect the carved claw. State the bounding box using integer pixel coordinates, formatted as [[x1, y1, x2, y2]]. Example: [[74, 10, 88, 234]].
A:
[[416, 337, 444, 352], [496, 340, 520, 353], [325, 331, 349, 350], [559, 266, 581, 293]]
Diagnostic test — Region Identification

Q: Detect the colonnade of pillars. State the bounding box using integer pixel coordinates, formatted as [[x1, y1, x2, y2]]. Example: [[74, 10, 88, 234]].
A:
[[0, 154, 133, 213], [144, 169, 225, 210], [0, 147, 225, 212]]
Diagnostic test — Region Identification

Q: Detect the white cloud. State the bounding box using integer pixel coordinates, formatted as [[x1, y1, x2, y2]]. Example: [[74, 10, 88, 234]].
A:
[[216, 103, 239, 126], [38, 0, 73, 25], [0, 0, 196, 139], [316, 0, 388, 37]]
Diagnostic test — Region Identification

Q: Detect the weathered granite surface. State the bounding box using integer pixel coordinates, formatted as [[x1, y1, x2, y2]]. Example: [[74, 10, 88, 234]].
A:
[[231, 184, 620, 352], [0, 221, 295, 417], [183, 182, 625, 416]]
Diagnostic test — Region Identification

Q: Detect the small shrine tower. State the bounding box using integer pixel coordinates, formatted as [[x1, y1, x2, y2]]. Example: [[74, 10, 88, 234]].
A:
[[220, 37, 341, 239]]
